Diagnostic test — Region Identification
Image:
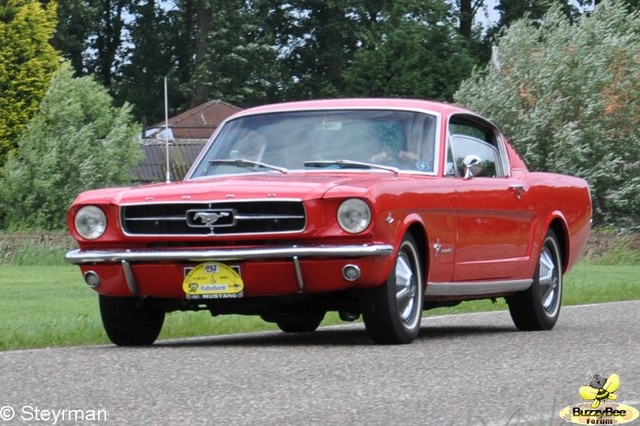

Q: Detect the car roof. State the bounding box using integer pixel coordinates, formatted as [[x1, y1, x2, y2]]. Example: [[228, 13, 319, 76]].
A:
[[228, 98, 475, 119]]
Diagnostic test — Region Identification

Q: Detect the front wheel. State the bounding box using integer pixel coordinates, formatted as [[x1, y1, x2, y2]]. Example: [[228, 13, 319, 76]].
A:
[[99, 295, 165, 346], [361, 234, 424, 344], [507, 230, 563, 331]]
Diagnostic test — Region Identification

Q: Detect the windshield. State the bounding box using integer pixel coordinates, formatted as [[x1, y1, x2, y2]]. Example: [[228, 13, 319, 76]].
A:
[[189, 109, 438, 178]]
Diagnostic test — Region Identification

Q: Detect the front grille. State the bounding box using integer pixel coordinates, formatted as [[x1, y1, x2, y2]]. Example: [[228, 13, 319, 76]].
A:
[[121, 201, 306, 236]]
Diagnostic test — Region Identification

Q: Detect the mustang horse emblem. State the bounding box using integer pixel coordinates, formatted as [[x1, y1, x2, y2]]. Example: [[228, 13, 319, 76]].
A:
[[193, 211, 230, 228]]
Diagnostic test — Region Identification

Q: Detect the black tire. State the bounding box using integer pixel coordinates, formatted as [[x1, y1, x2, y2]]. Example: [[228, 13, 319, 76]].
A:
[[275, 311, 325, 333], [99, 295, 165, 346], [361, 234, 424, 344], [507, 230, 563, 331]]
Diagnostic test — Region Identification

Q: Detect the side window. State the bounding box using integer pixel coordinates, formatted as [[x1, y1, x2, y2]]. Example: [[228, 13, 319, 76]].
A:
[[447, 120, 502, 178]]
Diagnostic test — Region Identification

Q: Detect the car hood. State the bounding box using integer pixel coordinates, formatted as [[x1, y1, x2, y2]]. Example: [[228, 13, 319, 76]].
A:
[[73, 172, 394, 205]]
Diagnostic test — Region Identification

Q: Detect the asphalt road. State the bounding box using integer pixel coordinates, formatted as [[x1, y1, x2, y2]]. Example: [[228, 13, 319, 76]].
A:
[[1, 300, 639, 426]]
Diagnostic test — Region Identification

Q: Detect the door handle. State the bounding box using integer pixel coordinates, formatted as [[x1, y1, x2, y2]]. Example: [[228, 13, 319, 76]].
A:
[[509, 184, 526, 199]]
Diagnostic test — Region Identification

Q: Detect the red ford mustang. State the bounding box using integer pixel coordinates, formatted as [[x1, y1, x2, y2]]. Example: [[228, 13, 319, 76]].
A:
[[66, 99, 592, 346]]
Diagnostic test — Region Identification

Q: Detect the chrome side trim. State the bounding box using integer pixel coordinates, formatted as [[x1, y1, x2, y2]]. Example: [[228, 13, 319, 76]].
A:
[[66, 244, 394, 265], [425, 279, 532, 296]]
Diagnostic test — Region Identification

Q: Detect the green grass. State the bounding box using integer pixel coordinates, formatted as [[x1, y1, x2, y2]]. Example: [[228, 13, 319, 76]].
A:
[[593, 239, 640, 265], [1, 260, 639, 351], [0, 237, 71, 266], [9, 242, 70, 266]]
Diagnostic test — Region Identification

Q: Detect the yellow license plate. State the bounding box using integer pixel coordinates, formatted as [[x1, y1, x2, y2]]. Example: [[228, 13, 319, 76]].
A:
[[182, 262, 244, 299]]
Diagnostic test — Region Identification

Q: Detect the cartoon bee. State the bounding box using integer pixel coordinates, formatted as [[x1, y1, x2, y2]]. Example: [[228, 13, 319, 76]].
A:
[[579, 373, 620, 408]]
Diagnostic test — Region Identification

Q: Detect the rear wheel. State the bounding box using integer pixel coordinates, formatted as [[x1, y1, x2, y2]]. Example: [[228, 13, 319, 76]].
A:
[[507, 230, 563, 331], [361, 234, 424, 344], [99, 295, 165, 346]]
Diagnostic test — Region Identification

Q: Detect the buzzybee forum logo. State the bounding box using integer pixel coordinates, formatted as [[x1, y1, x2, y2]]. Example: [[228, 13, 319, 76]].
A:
[[559, 370, 639, 424]]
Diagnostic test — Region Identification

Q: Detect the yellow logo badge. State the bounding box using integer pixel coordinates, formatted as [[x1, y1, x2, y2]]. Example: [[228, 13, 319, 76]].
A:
[[579, 373, 620, 409], [559, 372, 639, 425]]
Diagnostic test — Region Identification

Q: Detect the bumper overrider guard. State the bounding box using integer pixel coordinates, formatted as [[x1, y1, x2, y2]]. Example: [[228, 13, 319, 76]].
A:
[[65, 244, 395, 296]]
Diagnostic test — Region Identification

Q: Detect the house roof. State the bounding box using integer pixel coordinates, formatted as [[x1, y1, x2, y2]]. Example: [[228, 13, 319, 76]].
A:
[[134, 100, 242, 183], [147, 99, 241, 139], [132, 139, 207, 183]]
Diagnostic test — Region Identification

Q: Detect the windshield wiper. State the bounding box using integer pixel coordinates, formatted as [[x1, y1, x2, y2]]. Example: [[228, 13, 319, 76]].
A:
[[209, 159, 288, 174], [304, 160, 399, 175]]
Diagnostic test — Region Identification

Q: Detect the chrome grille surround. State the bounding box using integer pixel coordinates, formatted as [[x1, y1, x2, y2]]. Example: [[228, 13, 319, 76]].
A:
[[120, 199, 306, 236]]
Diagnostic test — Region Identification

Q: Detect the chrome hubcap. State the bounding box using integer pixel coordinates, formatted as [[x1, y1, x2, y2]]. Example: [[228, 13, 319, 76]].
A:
[[538, 245, 559, 314], [395, 252, 416, 323]]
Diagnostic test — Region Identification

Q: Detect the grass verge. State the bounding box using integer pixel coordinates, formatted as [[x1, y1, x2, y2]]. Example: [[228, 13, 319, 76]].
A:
[[1, 261, 638, 351]]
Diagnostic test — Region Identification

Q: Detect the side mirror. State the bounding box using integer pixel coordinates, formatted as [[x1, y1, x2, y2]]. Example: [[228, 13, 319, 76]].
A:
[[463, 155, 483, 179]]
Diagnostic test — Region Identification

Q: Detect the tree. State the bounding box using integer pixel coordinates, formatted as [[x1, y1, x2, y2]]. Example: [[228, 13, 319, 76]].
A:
[[344, 0, 475, 101], [493, 0, 579, 27], [483, 0, 580, 45], [49, 0, 495, 120], [0, 0, 59, 166], [272, 0, 361, 100], [113, 0, 190, 123], [51, 0, 130, 88], [188, 0, 283, 107], [88, 0, 129, 87], [455, 0, 640, 226], [51, 0, 95, 76], [0, 64, 142, 230], [457, 0, 485, 40]]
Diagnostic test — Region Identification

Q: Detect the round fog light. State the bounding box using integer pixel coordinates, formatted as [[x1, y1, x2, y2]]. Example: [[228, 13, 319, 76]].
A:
[[342, 264, 361, 281], [84, 271, 101, 288]]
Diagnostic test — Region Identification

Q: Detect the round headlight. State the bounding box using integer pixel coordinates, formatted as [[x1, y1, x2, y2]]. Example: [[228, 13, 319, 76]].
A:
[[74, 206, 107, 240], [337, 199, 371, 234]]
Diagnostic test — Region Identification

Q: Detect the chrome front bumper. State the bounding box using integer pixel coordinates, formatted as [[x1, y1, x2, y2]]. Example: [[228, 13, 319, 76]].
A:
[[65, 244, 395, 265]]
